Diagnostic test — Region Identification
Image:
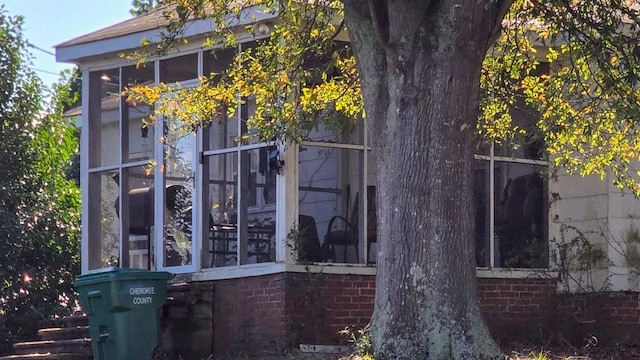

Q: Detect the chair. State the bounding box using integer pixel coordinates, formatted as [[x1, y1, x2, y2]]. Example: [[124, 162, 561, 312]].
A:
[[365, 187, 377, 263], [297, 215, 328, 262], [324, 186, 377, 263]]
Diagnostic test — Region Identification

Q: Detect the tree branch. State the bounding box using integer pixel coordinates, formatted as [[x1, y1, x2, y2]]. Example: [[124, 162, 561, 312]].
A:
[[486, 0, 515, 52], [367, 0, 392, 53]]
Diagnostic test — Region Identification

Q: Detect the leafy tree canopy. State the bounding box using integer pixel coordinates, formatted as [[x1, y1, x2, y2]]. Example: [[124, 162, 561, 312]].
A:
[[0, 6, 81, 353], [125, 0, 640, 194], [483, 0, 640, 194]]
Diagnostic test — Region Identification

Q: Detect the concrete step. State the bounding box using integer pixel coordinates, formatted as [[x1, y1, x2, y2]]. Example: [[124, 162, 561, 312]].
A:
[[37, 327, 90, 342], [0, 354, 90, 360], [12, 340, 92, 357]]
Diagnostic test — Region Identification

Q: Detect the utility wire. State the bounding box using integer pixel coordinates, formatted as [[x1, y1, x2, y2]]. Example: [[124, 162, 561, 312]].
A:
[[34, 68, 64, 76], [33, 68, 82, 81], [23, 41, 81, 80], [26, 41, 55, 56]]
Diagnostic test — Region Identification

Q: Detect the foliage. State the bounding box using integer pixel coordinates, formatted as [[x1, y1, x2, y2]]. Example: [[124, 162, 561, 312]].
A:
[[0, 7, 81, 354], [286, 224, 309, 263], [60, 67, 82, 112], [339, 325, 374, 360], [130, 0, 164, 16], [550, 219, 640, 293], [124, 0, 361, 144], [58, 66, 82, 185], [508, 352, 549, 360], [126, 0, 640, 197], [481, 0, 640, 195], [553, 223, 608, 293]]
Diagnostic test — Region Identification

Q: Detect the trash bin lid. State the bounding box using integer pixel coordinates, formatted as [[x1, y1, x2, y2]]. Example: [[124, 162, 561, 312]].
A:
[[75, 267, 172, 286]]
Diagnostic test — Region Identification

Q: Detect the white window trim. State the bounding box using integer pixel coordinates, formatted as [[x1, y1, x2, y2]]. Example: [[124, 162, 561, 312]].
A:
[[476, 267, 556, 279], [173, 262, 556, 283]]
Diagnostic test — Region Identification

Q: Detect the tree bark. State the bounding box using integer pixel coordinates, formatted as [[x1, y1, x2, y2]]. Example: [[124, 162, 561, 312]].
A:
[[344, 0, 512, 358]]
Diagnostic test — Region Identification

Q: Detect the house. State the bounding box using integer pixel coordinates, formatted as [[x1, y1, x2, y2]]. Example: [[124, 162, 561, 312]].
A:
[[55, 5, 640, 358]]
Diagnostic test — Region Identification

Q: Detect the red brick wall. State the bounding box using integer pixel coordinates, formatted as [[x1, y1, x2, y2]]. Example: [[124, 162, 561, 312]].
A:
[[286, 274, 563, 345], [285, 273, 375, 346], [212, 274, 288, 356], [557, 292, 640, 343], [161, 272, 640, 358], [477, 277, 556, 343], [162, 275, 289, 358]]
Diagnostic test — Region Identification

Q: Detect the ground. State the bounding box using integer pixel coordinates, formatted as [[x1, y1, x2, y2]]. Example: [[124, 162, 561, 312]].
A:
[[235, 343, 640, 360]]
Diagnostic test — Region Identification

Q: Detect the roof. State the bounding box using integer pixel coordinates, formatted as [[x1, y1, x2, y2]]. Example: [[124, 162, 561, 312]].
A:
[[56, 6, 172, 48], [62, 93, 119, 117], [55, 4, 278, 64]]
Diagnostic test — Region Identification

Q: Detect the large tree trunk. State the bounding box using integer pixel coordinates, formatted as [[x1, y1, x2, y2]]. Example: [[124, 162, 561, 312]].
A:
[[344, 0, 511, 358]]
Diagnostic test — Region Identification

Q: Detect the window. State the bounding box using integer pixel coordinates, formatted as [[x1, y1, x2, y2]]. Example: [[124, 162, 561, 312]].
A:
[[474, 153, 548, 268], [86, 64, 156, 270], [202, 95, 277, 268], [84, 45, 282, 273], [474, 62, 549, 268], [297, 119, 374, 264], [203, 47, 235, 82], [163, 119, 196, 268], [159, 53, 199, 83], [83, 43, 376, 274]]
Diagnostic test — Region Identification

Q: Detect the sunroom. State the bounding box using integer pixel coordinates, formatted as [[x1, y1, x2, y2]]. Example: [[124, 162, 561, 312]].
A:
[[79, 55, 375, 274], [52, 5, 613, 357], [57, 6, 552, 278], [62, 60, 377, 277]]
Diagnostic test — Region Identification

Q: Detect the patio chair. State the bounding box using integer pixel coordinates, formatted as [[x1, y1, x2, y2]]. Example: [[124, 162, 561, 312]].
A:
[[324, 186, 377, 263]]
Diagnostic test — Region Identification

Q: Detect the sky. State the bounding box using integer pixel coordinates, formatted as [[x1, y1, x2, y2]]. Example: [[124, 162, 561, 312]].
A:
[[3, 0, 134, 87]]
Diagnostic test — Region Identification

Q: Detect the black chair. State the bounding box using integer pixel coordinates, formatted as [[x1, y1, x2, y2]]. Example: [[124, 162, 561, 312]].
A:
[[324, 188, 360, 263], [324, 186, 377, 263], [297, 215, 328, 262]]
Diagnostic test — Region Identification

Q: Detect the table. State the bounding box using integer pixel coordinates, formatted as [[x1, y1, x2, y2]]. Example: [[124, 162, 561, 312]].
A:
[[210, 223, 275, 266]]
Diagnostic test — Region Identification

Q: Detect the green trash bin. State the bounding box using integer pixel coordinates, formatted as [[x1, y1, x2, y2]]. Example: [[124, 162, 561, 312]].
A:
[[75, 267, 172, 360]]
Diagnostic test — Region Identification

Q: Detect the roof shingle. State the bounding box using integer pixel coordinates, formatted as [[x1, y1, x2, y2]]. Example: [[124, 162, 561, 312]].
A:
[[56, 6, 171, 48]]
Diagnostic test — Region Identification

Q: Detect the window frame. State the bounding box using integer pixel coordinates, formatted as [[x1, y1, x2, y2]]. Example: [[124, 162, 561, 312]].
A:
[[474, 142, 549, 269], [296, 124, 372, 265]]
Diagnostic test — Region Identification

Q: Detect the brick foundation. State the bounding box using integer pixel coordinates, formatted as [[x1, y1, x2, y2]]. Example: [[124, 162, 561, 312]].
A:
[[477, 277, 557, 343], [554, 292, 640, 344], [160, 272, 640, 358], [285, 273, 375, 347]]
